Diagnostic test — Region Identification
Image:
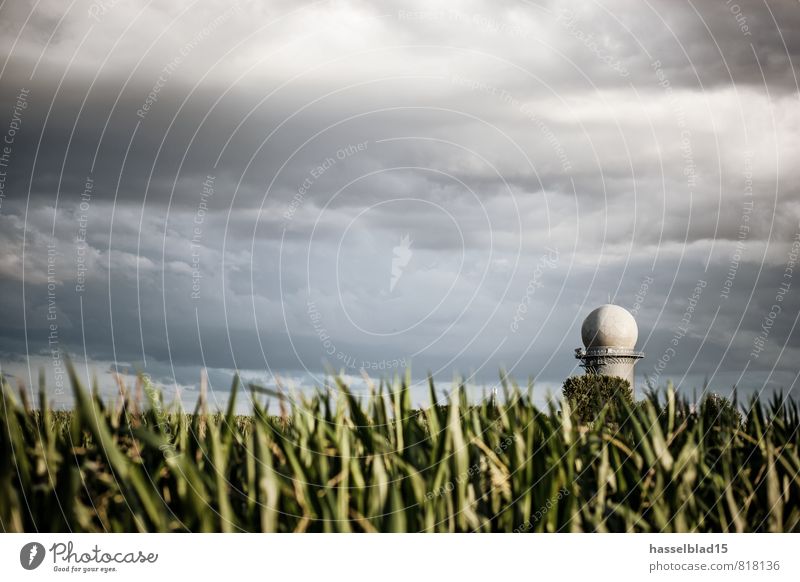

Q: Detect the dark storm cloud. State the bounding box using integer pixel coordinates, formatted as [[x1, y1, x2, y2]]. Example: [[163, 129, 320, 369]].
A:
[[0, 0, 798, 399]]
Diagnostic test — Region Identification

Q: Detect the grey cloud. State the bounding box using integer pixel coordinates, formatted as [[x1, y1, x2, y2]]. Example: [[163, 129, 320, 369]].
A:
[[0, 0, 798, 400]]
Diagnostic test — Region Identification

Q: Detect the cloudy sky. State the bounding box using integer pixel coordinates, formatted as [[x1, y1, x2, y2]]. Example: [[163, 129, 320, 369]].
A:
[[0, 0, 798, 408]]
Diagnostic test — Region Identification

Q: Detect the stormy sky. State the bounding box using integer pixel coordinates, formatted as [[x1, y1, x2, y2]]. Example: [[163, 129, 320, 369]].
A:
[[0, 0, 798, 407]]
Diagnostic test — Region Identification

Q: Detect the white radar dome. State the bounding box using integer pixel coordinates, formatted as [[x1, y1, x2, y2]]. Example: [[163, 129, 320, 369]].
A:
[[581, 304, 638, 349]]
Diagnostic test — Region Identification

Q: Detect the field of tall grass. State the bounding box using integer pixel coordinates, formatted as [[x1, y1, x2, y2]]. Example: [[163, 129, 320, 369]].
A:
[[0, 368, 798, 532]]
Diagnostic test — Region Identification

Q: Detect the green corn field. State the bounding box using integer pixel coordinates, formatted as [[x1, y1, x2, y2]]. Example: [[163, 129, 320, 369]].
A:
[[0, 367, 798, 532]]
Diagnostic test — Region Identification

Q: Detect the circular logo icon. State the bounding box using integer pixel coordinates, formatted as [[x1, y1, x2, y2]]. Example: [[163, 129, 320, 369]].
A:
[[20, 542, 46, 570]]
